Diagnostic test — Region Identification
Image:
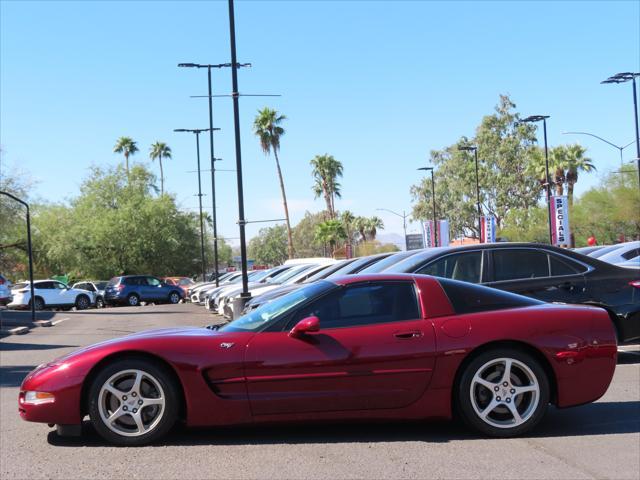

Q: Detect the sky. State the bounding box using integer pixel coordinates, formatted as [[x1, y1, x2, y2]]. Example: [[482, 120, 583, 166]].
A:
[[1, 0, 639, 247]]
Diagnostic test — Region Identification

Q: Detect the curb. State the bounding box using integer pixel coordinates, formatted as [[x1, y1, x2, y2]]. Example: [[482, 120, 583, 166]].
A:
[[0, 326, 29, 335], [34, 320, 53, 327]]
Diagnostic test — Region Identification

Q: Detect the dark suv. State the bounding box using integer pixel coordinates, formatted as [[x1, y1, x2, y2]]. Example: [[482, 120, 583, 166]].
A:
[[383, 242, 640, 344], [104, 275, 184, 307]]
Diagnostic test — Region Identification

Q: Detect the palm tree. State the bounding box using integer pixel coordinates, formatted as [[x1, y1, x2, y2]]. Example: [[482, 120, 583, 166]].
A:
[[340, 210, 356, 243], [354, 216, 369, 242], [314, 219, 346, 257], [149, 142, 172, 196], [253, 107, 294, 258], [365, 216, 384, 241], [113, 137, 139, 175], [564, 144, 595, 206], [310, 154, 343, 218]]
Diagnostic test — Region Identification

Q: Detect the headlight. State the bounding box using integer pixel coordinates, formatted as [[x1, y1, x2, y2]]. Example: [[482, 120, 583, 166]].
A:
[[22, 391, 55, 405]]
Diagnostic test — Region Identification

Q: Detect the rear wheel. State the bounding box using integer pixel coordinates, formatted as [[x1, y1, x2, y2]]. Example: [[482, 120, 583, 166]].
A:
[[96, 297, 105, 309], [87, 358, 179, 446], [168, 291, 181, 304], [456, 348, 549, 437], [30, 296, 45, 311]]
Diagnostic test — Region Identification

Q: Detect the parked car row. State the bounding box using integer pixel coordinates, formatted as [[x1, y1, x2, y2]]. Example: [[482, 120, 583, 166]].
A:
[[3, 275, 195, 311], [198, 243, 639, 345], [574, 241, 640, 269]]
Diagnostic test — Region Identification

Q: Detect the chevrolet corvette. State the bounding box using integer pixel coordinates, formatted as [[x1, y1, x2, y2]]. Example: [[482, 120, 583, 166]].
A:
[[19, 274, 617, 445]]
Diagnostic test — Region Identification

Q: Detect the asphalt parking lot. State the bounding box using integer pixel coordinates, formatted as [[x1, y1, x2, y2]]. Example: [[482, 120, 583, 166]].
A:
[[1, 303, 639, 480]]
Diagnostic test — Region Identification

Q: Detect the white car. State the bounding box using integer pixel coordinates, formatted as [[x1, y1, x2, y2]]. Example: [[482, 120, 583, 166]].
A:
[[597, 241, 640, 266], [9, 279, 95, 311]]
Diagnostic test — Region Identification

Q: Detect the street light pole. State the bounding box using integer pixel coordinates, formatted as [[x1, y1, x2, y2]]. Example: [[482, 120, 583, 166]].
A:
[[562, 131, 635, 168], [602, 72, 640, 188], [174, 128, 219, 282], [0, 191, 35, 321], [417, 167, 437, 247], [458, 146, 482, 241], [519, 116, 553, 244], [206, 67, 220, 287], [376, 208, 408, 250], [228, 0, 250, 299]]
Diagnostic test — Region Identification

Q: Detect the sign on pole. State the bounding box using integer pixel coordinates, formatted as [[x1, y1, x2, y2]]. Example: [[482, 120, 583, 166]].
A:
[[422, 220, 435, 248], [437, 220, 449, 247], [480, 215, 496, 243], [550, 195, 570, 246], [406, 233, 425, 250]]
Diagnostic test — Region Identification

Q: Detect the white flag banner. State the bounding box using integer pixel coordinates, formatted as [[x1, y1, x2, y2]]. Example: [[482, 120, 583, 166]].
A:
[[437, 220, 449, 247], [551, 195, 570, 246], [422, 220, 435, 248], [481, 216, 496, 243]]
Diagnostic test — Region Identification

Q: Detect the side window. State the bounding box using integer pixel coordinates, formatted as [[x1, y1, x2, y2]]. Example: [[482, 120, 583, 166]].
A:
[[291, 282, 420, 329], [86, 283, 96, 292], [147, 277, 161, 287], [549, 255, 585, 276], [37, 282, 53, 289], [492, 249, 549, 282], [416, 252, 482, 284], [622, 248, 640, 260], [53, 282, 67, 290]]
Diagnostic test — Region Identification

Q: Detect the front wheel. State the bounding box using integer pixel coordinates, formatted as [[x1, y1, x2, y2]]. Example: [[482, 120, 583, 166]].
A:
[[87, 358, 179, 446], [456, 348, 550, 437], [75, 295, 90, 310]]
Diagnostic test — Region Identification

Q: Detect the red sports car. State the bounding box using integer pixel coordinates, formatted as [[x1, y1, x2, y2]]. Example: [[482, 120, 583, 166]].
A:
[[18, 274, 617, 446]]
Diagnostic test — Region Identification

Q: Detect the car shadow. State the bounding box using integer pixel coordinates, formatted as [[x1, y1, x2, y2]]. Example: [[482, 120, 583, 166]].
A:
[[0, 365, 38, 387], [617, 351, 640, 365], [47, 401, 640, 448], [0, 342, 77, 352]]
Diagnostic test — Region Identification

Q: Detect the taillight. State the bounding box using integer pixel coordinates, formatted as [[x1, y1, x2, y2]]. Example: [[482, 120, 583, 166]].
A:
[[0, 278, 5, 285], [117, 284, 125, 291], [630, 280, 640, 288]]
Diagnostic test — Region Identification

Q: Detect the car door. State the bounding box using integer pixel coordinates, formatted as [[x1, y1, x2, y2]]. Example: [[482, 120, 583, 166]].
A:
[[145, 276, 164, 301], [54, 281, 76, 305], [485, 248, 588, 304], [35, 282, 55, 305], [244, 281, 436, 416]]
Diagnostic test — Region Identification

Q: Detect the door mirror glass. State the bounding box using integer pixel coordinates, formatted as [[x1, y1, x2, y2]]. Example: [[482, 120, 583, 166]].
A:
[[289, 316, 320, 338]]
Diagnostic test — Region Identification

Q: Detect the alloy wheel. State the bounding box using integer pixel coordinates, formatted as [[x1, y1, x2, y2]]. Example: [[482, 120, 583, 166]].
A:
[[469, 357, 540, 429], [97, 369, 166, 437]]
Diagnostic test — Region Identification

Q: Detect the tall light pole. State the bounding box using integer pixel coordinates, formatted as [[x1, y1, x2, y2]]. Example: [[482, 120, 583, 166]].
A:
[[376, 208, 408, 250], [174, 128, 218, 282], [417, 167, 437, 247], [562, 131, 635, 168], [458, 146, 483, 241], [178, 62, 231, 286], [0, 191, 35, 321], [602, 72, 640, 188], [519, 116, 553, 244]]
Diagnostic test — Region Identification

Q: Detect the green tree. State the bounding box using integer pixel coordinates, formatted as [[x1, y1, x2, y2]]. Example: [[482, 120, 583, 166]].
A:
[[113, 136, 139, 175], [340, 210, 356, 245], [248, 225, 289, 266], [310, 154, 343, 218], [411, 95, 541, 238], [253, 107, 294, 258], [149, 141, 172, 196], [314, 219, 346, 257], [291, 211, 327, 258], [365, 216, 384, 241]]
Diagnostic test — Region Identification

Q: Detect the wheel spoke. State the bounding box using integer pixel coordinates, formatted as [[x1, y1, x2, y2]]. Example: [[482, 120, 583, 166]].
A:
[[107, 407, 126, 423], [143, 397, 164, 407], [473, 374, 497, 391], [506, 401, 523, 425], [480, 398, 500, 419], [513, 384, 538, 397], [131, 411, 146, 433], [501, 359, 513, 383], [130, 371, 143, 395], [104, 384, 124, 397]]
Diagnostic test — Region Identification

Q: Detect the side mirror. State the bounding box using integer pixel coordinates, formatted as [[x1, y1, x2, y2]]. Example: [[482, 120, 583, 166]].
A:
[[289, 316, 320, 338]]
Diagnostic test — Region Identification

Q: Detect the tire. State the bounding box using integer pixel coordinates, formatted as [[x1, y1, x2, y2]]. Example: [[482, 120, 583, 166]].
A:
[[96, 297, 105, 309], [87, 358, 179, 446], [456, 347, 550, 437], [75, 294, 90, 310], [30, 296, 45, 311], [126, 293, 140, 307], [168, 291, 181, 305]]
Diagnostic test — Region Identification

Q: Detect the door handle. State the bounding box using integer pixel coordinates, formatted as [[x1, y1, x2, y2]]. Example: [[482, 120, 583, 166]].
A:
[[394, 331, 423, 339]]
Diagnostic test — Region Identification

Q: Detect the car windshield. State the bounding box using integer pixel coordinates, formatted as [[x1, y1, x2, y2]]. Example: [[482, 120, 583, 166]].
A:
[[269, 265, 311, 284], [219, 281, 335, 332], [304, 260, 351, 283], [360, 250, 423, 273], [384, 248, 449, 273], [248, 269, 272, 282], [95, 281, 108, 290]]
